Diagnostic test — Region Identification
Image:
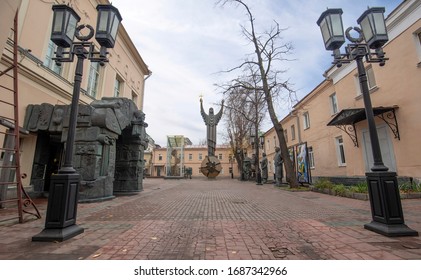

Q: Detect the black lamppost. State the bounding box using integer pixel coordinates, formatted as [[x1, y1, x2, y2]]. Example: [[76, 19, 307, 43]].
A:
[[317, 7, 417, 237], [229, 154, 234, 179], [32, 4, 122, 242], [250, 127, 262, 185]]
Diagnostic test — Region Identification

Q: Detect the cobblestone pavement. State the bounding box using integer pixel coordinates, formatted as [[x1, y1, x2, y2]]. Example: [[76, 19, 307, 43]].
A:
[[1, 178, 421, 260]]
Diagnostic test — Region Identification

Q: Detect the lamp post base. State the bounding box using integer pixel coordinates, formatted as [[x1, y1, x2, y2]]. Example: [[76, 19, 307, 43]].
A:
[[32, 172, 84, 242], [32, 224, 84, 242], [364, 221, 418, 237], [365, 171, 418, 237]]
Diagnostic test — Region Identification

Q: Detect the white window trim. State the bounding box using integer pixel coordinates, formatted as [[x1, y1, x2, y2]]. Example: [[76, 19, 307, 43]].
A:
[[329, 93, 338, 115], [87, 62, 101, 98], [354, 66, 378, 97], [291, 125, 296, 140], [308, 146, 315, 169], [335, 136, 347, 167], [303, 112, 310, 130], [114, 76, 123, 97]]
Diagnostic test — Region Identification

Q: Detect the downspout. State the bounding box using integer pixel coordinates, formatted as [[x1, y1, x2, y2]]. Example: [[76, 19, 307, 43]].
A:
[[140, 69, 152, 111]]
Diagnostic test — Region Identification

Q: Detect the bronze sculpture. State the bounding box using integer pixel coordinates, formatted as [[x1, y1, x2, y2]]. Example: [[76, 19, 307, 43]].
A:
[[199, 97, 224, 178]]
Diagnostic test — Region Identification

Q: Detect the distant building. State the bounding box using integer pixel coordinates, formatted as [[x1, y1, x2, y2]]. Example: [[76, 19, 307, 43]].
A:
[[151, 143, 239, 178]]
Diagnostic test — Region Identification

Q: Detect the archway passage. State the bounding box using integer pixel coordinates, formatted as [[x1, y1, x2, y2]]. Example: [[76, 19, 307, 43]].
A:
[[24, 97, 148, 202]]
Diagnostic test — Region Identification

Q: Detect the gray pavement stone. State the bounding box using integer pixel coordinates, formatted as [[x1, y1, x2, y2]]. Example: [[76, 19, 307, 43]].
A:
[[1, 178, 421, 260]]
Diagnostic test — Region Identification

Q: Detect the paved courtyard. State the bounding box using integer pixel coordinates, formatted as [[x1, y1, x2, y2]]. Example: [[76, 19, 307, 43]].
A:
[[1, 178, 421, 260]]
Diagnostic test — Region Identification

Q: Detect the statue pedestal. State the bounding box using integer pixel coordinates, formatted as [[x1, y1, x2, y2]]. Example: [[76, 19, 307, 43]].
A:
[[200, 156, 221, 178]]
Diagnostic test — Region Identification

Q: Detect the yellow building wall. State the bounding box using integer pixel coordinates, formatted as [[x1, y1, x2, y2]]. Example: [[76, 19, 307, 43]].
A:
[[263, 3, 421, 182]]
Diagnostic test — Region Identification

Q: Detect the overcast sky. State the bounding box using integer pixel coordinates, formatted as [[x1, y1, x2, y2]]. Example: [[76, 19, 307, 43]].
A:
[[111, 0, 402, 147]]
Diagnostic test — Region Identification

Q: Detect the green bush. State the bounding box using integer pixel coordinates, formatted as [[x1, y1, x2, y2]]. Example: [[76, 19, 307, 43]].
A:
[[353, 182, 368, 193], [314, 178, 334, 190], [333, 184, 347, 196], [399, 182, 414, 193]]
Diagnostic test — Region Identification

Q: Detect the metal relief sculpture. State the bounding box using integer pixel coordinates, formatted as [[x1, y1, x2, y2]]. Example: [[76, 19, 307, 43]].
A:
[[199, 97, 224, 178]]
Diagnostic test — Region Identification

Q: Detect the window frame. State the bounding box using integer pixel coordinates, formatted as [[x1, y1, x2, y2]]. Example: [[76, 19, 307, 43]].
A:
[[87, 61, 101, 98], [291, 125, 296, 141], [308, 146, 315, 169], [44, 40, 62, 75], [355, 66, 377, 97], [415, 30, 421, 67], [335, 136, 347, 166], [132, 90, 138, 104], [329, 92, 338, 115], [303, 112, 310, 130], [114, 75, 123, 97]]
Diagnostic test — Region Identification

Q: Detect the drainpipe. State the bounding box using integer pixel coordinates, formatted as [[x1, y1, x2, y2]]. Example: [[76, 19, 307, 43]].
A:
[[140, 69, 152, 111]]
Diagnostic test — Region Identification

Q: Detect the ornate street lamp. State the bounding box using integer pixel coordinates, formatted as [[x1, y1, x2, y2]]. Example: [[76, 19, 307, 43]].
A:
[[51, 5, 81, 48], [317, 7, 417, 237], [33, 4, 122, 242]]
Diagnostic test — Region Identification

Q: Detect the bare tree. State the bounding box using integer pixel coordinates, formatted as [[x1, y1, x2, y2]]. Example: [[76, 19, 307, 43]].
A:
[[220, 64, 267, 180], [222, 90, 251, 176], [217, 0, 298, 187]]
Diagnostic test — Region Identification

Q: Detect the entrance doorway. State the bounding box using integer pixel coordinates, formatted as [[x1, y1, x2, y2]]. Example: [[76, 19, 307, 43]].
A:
[[362, 125, 396, 172], [30, 132, 63, 193]]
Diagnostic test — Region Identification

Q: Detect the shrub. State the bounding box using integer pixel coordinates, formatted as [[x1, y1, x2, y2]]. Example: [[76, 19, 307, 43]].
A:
[[353, 182, 368, 193], [314, 178, 334, 190], [333, 184, 347, 196], [399, 182, 413, 193]]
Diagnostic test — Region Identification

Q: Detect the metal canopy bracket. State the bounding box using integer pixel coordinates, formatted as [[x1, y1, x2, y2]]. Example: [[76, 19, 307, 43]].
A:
[[375, 108, 400, 140], [327, 106, 400, 147], [335, 124, 359, 147]]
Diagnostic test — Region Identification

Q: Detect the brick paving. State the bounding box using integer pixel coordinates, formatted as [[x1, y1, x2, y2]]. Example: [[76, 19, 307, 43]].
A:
[[1, 178, 421, 260]]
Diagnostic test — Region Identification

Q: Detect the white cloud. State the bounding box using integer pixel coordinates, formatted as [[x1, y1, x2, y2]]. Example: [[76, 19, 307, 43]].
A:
[[112, 0, 402, 146]]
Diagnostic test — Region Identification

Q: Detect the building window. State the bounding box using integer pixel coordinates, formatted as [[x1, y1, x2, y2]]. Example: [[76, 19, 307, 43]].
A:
[[355, 66, 377, 96], [284, 129, 288, 142], [44, 41, 62, 75], [291, 125, 296, 140], [329, 93, 338, 115], [303, 112, 310, 129], [273, 136, 277, 147], [87, 62, 100, 98], [335, 136, 346, 166], [158, 154, 162, 161], [218, 154, 223, 160], [416, 31, 421, 66], [199, 153, 202, 160], [114, 76, 123, 97], [308, 146, 315, 169], [132, 91, 138, 104], [188, 154, 192, 161]]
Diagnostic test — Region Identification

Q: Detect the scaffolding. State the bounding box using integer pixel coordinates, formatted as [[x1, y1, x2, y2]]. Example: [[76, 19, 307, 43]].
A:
[[0, 12, 40, 223]]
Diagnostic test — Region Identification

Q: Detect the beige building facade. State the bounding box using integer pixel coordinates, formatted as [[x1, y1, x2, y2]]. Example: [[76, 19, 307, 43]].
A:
[[264, 0, 421, 184], [0, 0, 150, 197]]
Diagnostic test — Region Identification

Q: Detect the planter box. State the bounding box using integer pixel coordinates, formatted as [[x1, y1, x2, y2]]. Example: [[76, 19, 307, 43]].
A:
[[400, 192, 421, 199], [352, 193, 369, 201]]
